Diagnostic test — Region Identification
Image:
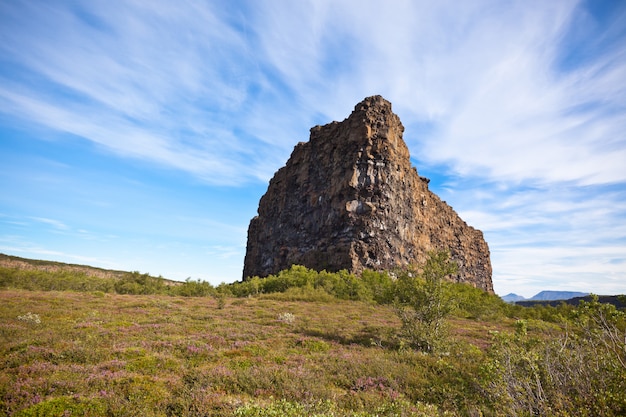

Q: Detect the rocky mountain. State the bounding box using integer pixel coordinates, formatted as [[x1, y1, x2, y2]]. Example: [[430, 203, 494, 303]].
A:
[[243, 96, 493, 293]]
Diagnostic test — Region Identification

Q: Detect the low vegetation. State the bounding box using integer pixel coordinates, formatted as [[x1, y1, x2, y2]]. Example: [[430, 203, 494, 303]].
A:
[[1, 252, 624, 416]]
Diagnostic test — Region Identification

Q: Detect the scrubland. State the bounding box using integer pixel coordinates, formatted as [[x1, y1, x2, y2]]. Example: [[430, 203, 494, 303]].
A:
[[1, 258, 625, 416]]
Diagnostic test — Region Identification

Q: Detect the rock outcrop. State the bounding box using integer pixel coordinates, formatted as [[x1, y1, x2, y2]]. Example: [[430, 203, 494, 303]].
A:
[[243, 96, 493, 292]]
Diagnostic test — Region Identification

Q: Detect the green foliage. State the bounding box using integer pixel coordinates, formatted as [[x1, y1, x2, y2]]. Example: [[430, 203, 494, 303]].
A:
[[360, 270, 396, 304], [480, 295, 626, 416], [394, 251, 457, 352], [114, 271, 168, 295], [3, 285, 626, 416], [450, 282, 510, 320], [263, 286, 336, 303], [233, 265, 379, 302], [4, 253, 626, 416], [0, 265, 221, 298], [511, 302, 572, 323], [14, 396, 106, 417], [172, 278, 216, 297], [0, 266, 115, 293]]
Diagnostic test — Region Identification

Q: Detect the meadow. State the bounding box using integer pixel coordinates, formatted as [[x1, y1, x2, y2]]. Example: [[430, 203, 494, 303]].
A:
[[1, 257, 625, 416]]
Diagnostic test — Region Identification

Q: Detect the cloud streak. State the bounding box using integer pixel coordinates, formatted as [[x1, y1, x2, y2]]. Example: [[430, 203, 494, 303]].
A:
[[3, 1, 623, 186], [0, 0, 280, 185], [1, 0, 624, 293]]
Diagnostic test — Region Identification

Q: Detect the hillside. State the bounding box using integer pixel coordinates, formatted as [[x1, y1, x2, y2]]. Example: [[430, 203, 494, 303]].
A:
[[0, 253, 130, 280], [0, 253, 179, 286]]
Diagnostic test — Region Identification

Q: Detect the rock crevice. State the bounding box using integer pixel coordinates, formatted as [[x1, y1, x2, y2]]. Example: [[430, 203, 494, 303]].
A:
[[243, 96, 493, 293]]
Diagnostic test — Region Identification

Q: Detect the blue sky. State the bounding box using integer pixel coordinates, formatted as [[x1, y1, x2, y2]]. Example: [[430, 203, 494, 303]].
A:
[[1, 0, 625, 297]]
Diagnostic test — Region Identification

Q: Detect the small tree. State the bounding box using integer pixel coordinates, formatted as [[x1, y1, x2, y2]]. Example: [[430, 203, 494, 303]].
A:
[[394, 250, 457, 352]]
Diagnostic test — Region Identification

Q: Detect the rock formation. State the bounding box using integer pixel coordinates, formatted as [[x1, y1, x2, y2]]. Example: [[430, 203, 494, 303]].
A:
[[243, 96, 493, 292]]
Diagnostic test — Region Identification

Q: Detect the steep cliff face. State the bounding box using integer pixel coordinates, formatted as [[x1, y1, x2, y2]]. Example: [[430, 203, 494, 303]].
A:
[[244, 96, 493, 292]]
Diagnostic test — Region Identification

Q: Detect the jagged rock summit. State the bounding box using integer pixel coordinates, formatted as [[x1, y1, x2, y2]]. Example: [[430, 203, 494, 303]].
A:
[[243, 96, 493, 292]]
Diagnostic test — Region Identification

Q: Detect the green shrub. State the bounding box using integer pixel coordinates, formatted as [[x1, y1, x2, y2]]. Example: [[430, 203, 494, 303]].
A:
[[332, 270, 373, 301], [173, 278, 215, 297], [114, 271, 167, 295], [232, 266, 366, 301], [360, 270, 395, 304], [450, 282, 510, 320], [263, 286, 335, 302], [394, 251, 457, 352], [232, 266, 388, 303], [480, 295, 626, 416]]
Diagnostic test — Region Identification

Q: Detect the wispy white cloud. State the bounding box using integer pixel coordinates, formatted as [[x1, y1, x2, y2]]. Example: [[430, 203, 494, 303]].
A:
[[4, 0, 621, 186], [205, 245, 244, 260], [1, 0, 624, 293], [491, 244, 626, 298], [443, 180, 626, 296], [0, 239, 116, 268], [30, 217, 69, 231], [2, 0, 624, 186], [0, 0, 280, 185], [261, 1, 624, 183]]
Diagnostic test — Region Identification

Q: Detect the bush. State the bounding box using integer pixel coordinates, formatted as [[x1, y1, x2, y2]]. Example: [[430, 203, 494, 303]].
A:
[[396, 252, 457, 352], [394, 251, 457, 352], [263, 286, 336, 303], [452, 282, 510, 320], [331, 270, 372, 301], [480, 295, 626, 416], [114, 271, 168, 295], [232, 266, 374, 302], [173, 278, 215, 297], [360, 270, 395, 304]]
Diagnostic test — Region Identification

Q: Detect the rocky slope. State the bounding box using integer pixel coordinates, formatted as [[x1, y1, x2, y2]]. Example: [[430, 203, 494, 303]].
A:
[[244, 96, 493, 292]]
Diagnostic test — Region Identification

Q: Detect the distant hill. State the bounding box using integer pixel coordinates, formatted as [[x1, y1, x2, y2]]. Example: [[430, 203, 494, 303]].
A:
[[517, 295, 626, 309], [501, 293, 526, 303], [0, 253, 129, 279], [529, 290, 589, 301], [0, 253, 178, 285], [501, 289, 625, 308], [501, 291, 589, 304]]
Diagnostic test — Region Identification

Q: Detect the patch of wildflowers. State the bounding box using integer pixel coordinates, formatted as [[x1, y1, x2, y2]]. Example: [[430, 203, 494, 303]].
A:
[[277, 312, 295, 324], [17, 312, 41, 325]]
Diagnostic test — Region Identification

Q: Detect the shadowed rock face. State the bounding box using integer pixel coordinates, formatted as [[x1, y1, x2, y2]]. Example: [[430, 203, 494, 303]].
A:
[[243, 96, 493, 293]]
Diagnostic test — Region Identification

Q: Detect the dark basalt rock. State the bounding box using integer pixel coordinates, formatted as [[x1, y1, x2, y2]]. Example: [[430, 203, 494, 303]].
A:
[[243, 96, 493, 292]]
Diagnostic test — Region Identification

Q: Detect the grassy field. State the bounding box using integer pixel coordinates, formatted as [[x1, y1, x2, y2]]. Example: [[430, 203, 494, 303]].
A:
[[1, 288, 512, 416], [1, 256, 625, 416]]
